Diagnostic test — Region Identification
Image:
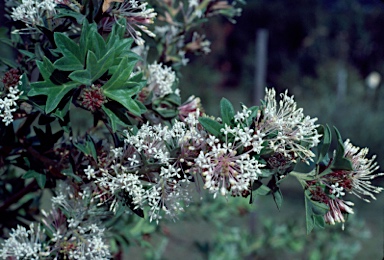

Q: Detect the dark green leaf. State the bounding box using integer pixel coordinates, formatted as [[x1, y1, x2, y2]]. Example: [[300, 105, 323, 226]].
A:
[[304, 190, 329, 234], [29, 80, 79, 114], [316, 125, 331, 164], [22, 170, 46, 189], [102, 57, 137, 91], [220, 98, 235, 126], [53, 33, 83, 71], [73, 134, 98, 161], [198, 117, 223, 137], [69, 70, 92, 85], [87, 49, 115, 81], [102, 105, 129, 132], [304, 193, 315, 234], [272, 188, 283, 210], [252, 181, 271, 195], [332, 127, 353, 171], [0, 56, 18, 68], [313, 215, 325, 229], [18, 49, 36, 59], [54, 8, 85, 23]]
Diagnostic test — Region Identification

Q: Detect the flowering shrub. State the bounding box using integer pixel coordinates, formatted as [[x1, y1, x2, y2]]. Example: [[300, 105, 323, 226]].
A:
[[0, 0, 382, 258]]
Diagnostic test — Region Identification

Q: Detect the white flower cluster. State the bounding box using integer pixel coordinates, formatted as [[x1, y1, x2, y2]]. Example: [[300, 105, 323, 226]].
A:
[[195, 121, 264, 198], [42, 184, 111, 259], [0, 81, 23, 126], [0, 223, 49, 259], [147, 62, 177, 98], [11, 0, 56, 27], [259, 88, 321, 161], [87, 118, 203, 223]]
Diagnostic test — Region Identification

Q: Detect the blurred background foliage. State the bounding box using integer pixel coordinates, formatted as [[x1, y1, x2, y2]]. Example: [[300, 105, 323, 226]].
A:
[[1, 0, 384, 258]]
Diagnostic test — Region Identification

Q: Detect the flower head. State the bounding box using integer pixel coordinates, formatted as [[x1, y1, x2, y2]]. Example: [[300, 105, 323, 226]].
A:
[[195, 121, 264, 198], [333, 139, 384, 202], [258, 88, 321, 162], [80, 84, 107, 112], [101, 0, 157, 45]]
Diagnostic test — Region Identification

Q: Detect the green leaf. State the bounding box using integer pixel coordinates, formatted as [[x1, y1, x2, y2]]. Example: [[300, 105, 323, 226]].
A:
[[22, 170, 46, 189], [0, 56, 18, 68], [304, 190, 329, 234], [220, 98, 235, 126], [79, 19, 93, 60], [19, 49, 36, 59], [252, 181, 271, 195], [29, 79, 79, 114], [54, 8, 85, 24], [53, 96, 72, 121], [272, 188, 283, 210], [332, 127, 353, 171], [104, 89, 142, 116], [87, 49, 115, 81], [53, 32, 83, 71], [73, 134, 98, 161], [69, 70, 92, 85], [102, 57, 143, 116], [198, 117, 223, 137], [316, 125, 331, 164], [102, 57, 137, 91], [313, 215, 325, 229], [102, 105, 130, 132], [304, 193, 315, 234], [28, 57, 80, 114]]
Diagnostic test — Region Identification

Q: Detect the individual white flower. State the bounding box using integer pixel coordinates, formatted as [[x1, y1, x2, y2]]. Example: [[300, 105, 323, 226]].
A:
[[330, 183, 345, 198], [84, 165, 96, 180]]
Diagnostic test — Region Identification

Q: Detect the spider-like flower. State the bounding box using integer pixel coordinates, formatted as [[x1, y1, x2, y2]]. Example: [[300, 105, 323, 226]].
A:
[[10, 0, 56, 28], [0, 223, 50, 259], [195, 123, 264, 198], [101, 0, 157, 45], [0, 76, 23, 126], [329, 139, 384, 202], [146, 62, 177, 99], [258, 88, 321, 162]]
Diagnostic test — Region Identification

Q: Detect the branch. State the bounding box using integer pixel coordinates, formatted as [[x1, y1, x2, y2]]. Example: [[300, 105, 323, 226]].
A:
[[0, 180, 38, 212]]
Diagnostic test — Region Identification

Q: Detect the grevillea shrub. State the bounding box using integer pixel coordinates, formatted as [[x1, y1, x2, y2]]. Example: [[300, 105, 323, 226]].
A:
[[0, 0, 382, 258]]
